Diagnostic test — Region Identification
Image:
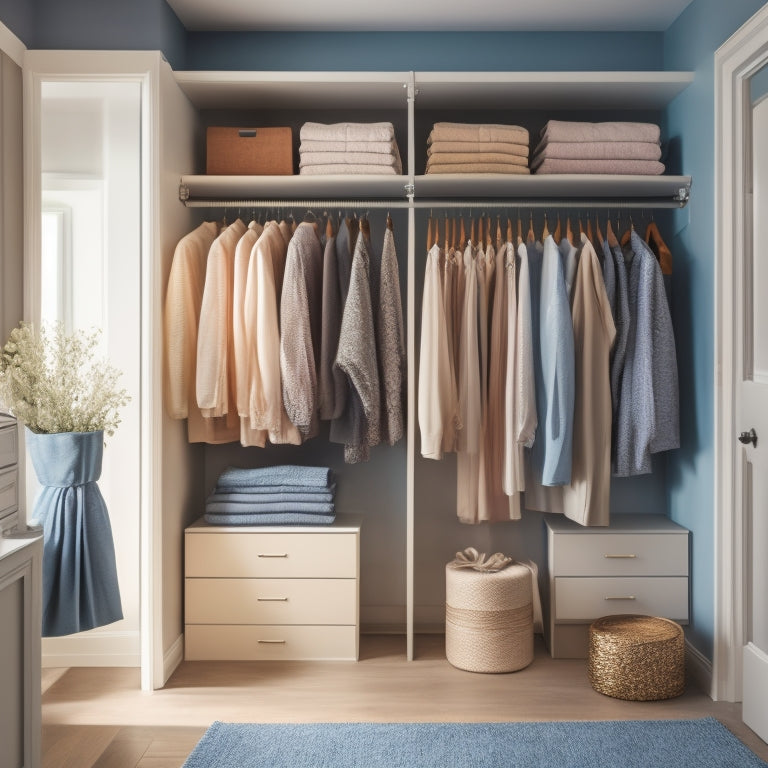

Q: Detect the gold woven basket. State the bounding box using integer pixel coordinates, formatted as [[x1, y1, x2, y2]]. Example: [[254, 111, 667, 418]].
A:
[[587, 615, 685, 701]]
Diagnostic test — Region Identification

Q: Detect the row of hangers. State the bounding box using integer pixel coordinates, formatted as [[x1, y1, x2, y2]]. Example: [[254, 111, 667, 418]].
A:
[[217, 208, 395, 236], [425, 210, 672, 275]]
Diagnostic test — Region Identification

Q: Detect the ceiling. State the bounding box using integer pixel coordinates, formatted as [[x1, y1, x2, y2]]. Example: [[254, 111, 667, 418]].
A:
[[166, 0, 695, 33]]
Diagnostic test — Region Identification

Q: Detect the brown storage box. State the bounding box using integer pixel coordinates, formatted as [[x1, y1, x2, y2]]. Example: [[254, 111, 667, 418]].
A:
[[206, 127, 293, 175]]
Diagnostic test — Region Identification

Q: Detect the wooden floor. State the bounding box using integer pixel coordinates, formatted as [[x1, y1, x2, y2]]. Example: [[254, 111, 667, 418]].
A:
[[41, 634, 768, 768]]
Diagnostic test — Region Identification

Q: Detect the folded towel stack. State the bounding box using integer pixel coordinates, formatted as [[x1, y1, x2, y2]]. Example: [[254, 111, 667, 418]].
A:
[[532, 120, 665, 175], [425, 122, 531, 175], [205, 464, 336, 526], [299, 122, 402, 175]]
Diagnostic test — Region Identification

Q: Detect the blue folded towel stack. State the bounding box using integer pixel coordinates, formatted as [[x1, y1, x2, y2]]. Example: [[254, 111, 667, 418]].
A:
[[205, 465, 336, 526]]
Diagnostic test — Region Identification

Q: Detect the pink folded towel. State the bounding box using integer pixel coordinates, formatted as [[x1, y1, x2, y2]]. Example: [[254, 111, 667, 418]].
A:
[[539, 120, 661, 144], [299, 164, 400, 175], [533, 158, 665, 175], [300, 139, 398, 154], [428, 122, 529, 145], [532, 140, 662, 164], [300, 121, 396, 142], [427, 152, 528, 168], [425, 163, 531, 175], [427, 140, 529, 158], [300, 151, 401, 170]]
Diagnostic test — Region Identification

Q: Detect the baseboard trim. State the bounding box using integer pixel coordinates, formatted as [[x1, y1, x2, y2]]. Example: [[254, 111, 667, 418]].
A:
[[163, 633, 184, 684], [42, 629, 140, 668], [686, 639, 714, 697]]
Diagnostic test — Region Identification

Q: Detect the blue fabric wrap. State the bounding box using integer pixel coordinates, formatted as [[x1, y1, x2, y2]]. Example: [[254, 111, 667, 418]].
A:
[[204, 512, 336, 526], [27, 429, 123, 637], [216, 465, 333, 488]]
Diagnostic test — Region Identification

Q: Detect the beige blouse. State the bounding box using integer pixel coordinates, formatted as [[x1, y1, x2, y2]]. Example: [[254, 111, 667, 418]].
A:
[[164, 221, 239, 444]]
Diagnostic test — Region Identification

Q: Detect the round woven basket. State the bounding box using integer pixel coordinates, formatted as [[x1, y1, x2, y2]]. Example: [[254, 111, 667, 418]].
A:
[[587, 614, 685, 701], [445, 562, 533, 673]]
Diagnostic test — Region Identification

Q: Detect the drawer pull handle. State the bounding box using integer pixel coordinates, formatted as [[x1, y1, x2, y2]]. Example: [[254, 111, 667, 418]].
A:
[[257, 597, 288, 602], [604, 595, 636, 601], [258, 553, 288, 558], [604, 554, 637, 559], [257, 639, 286, 644]]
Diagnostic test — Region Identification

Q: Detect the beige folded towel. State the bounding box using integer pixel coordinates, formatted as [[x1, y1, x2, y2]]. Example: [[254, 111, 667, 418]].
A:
[[428, 122, 529, 145], [300, 151, 401, 169], [300, 121, 395, 142], [533, 158, 665, 175], [427, 152, 528, 168], [300, 139, 398, 154], [299, 164, 400, 175], [540, 120, 661, 144], [425, 163, 531, 175], [532, 140, 662, 163], [427, 140, 529, 158]]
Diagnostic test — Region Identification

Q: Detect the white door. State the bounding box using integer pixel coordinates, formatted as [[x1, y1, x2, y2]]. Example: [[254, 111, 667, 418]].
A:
[[741, 80, 768, 742]]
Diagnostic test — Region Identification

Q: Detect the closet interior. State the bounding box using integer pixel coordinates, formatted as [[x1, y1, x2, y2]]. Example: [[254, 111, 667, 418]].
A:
[[166, 67, 693, 665]]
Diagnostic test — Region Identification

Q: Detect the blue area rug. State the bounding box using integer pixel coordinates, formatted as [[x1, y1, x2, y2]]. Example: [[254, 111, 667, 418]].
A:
[[182, 718, 768, 767]]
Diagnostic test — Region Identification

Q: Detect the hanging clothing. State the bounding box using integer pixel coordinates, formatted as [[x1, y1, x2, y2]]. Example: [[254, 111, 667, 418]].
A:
[[164, 221, 239, 443], [233, 221, 267, 447], [601, 237, 617, 322], [562, 235, 617, 526], [613, 230, 680, 476], [375, 225, 406, 445], [196, 219, 246, 438], [245, 221, 301, 446], [318, 226, 346, 421], [559, 237, 579, 303], [280, 222, 324, 439], [334, 229, 381, 463], [456, 241, 482, 524], [418, 243, 455, 459]]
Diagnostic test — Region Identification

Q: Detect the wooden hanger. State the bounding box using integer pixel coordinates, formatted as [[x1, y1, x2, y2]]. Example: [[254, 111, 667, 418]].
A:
[[433, 216, 440, 248], [325, 215, 335, 240], [426, 216, 433, 251], [553, 213, 562, 243], [386, 213, 394, 232], [507, 217, 513, 243], [566, 216, 574, 245], [517, 212, 523, 245], [645, 219, 673, 275], [620, 215, 634, 247], [470, 218, 476, 245], [527, 212, 535, 243], [486, 215, 493, 248], [595, 214, 604, 247], [460, 218, 466, 248], [586, 216, 594, 245], [542, 212, 550, 240], [578, 215, 585, 237], [605, 217, 619, 249]]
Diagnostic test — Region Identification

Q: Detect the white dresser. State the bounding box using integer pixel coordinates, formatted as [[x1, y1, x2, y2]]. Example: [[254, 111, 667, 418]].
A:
[[544, 514, 689, 659], [184, 515, 361, 661]]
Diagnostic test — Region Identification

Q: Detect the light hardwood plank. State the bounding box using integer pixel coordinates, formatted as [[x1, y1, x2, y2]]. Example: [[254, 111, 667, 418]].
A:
[[42, 724, 120, 768], [41, 635, 768, 765]]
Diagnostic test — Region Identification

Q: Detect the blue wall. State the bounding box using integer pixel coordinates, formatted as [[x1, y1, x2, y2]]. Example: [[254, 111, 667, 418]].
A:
[[0, 0, 33, 46], [663, 0, 766, 660]]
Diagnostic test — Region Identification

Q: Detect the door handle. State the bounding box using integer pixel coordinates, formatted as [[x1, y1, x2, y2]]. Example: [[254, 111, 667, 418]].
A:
[[738, 428, 758, 447]]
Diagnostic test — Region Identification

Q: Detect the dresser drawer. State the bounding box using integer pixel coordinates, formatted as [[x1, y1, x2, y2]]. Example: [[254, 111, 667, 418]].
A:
[[0, 467, 18, 518], [551, 533, 688, 577], [185, 531, 357, 578], [0, 426, 17, 470], [185, 624, 357, 661], [554, 576, 689, 622], [185, 577, 357, 625]]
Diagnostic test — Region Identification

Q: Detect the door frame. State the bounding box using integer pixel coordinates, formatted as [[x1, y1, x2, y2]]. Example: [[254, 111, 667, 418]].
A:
[[714, 2, 768, 703]]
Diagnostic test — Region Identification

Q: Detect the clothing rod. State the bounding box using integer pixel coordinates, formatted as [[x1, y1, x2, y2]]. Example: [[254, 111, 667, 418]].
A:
[[182, 198, 686, 210]]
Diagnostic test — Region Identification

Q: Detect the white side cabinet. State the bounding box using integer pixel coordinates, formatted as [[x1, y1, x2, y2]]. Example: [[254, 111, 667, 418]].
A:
[[0, 532, 42, 768], [184, 515, 361, 661], [544, 514, 689, 659]]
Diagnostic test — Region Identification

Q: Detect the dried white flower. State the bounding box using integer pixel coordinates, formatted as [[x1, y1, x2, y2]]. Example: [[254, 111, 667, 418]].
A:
[[0, 322, 130, 436]]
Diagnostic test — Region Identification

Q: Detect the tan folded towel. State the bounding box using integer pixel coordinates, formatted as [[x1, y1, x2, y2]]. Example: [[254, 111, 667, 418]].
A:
[[300, 151, 401, 169], [425, 163, 531, 175], [427, 140, 529, 158], [540, 120, 661, 144], [427, 152, 528, 168], [533, 158, 665, 175], [299, 164, 400, 175], [428, 122, 529, 145], [532, 140, 662, 163], [300, 139, 398, 154], [300, 121, 396, 142]]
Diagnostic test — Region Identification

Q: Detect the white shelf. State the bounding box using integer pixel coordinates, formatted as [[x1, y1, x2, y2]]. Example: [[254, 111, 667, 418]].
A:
[[174, 70, 411, 110], [413, 173, 692, 204], [179, 174, 411, 202]]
